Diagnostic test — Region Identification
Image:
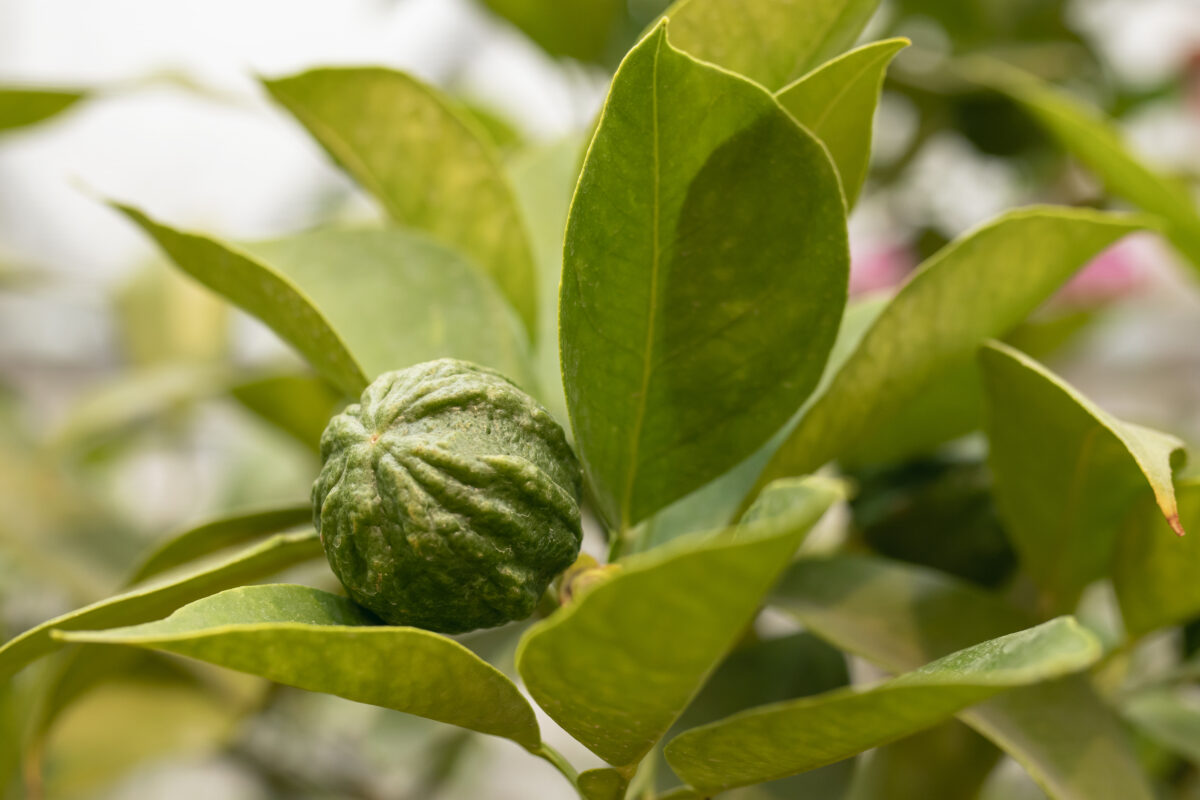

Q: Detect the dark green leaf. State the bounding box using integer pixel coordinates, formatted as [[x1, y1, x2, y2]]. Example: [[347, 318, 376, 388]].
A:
[[263, 68, 538, 334], [980, 341, 1185, 613], [774, 555, 1154, 800], [562, 22, 848, 529], [0, 531, 321, 681], [516, 477, 839, 767], [58, 584, 541, 749], [748, 208, 1146, 505], [666, 0, 881, 90], [776, 38, 909, 206], [665, 618, 1100, 793], [0, 87, 85, 133]]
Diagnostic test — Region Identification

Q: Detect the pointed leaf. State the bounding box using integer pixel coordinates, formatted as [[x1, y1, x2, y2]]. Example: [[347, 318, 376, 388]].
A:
[[0, 531, 321, 682], [666, 0, 881, 90], [516, 477, 839, 767], [776, 38, 909, 206], [748, 207, 1146, 504], [665, 617, 1100, 793], [774, 555, 1154, 800], [1113, 479, 1200, 636], [562, 23, 849, 529], [980, 341, 1185, 612], [118, 208, 533, 396], [263, 68, 538, 334], [57, 584, 542, 749], [975, 63, 1200, 270], [127, 504, 312, 585], [0, 87, 85, 133]]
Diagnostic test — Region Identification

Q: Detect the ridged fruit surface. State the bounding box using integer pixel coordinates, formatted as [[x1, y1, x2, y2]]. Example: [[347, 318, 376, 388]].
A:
[[313, 359, 582, 632]]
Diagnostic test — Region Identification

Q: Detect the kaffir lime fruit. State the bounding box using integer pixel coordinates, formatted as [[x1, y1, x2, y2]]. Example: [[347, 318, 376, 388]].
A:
[[313, 359, 582, 633]]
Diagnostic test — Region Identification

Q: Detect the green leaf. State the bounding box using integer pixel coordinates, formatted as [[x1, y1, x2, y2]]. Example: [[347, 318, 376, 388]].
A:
[[481, 0, 626, 62], [774, 555, 1154, 800], [665, 0, 881, 90], [980, 341, 1185, 613], [0, 87, 85, 133], [117, 208, 533, 396], [1121, 687, 1200, 768], [263, 68, 538, 334], [845, 721, 1001, 800], [127, 505, 312, 585], [561, 23, 848, 529], [748, 207, 1146, 505], [58, 584, 542, 749], [776, 38, 908, 207], [228, 372, 346, 453], [665, 617, 1100, 793], [973, 62, 1200, 270], [0, 531, 321, 682], [1113, 479, 1200, 636], [516, 476, 839, 768], [577, 768, 627, 800]]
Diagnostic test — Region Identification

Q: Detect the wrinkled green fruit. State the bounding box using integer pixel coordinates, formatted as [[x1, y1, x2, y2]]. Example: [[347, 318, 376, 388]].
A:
[[313, 359, 583, 633]]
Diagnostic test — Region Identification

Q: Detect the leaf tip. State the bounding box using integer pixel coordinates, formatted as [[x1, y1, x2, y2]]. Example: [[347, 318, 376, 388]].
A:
[[1168, 512, 1185, 537]]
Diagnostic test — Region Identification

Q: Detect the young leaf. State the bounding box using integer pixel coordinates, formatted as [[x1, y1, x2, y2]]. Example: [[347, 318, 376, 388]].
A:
[[665, 0, 881, 90], [664, 617, 1100, 793], [1113, 479, 1200, 636], [561, 22, 849, 530], [0, 531, 321, 682], [57, 584, 542, 749], [481, 0, 626, 62], [127, 504, 312, 585], [0, 87, 85, 133], [262, 68, 538, 334], [980, 341, 1185, 613], [515, 477, 839, 768], [747, 207, 1146, 507], [774, 555, 1155, 800], [228, 371, 346, 453], [973, 63, 1200, 270], [776, 38, 909, 207], [117, 208, 534, 396]]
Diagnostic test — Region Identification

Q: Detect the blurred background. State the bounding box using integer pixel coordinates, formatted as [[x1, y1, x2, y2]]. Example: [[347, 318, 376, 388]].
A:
[[1, 0, 1199, 797]]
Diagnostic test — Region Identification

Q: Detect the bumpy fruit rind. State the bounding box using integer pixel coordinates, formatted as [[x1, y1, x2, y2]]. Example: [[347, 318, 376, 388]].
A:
[[313, 359, 582, 633]]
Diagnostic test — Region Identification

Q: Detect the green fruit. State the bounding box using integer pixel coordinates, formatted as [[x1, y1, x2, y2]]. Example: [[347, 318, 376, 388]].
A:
[[313, 359, 583, 633]]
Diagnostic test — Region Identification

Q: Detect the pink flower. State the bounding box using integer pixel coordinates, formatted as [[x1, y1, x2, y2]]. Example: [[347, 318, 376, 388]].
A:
[[1056, 235, 1156, 306], [849, 243, 913, 295]]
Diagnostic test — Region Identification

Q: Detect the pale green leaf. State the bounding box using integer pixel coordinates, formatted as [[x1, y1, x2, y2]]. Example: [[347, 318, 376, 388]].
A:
[[127, 504, 312, 585], [516, 477, 839, 767], [748, 207, 1146, 505], [665, 617, 1100, 793], [666, 0, 881, 90], [1113, 479, 1200, 636], [0, 87, 85, 133], [228, 371, 346, 453], [561, 22, 848, 529], [774, 555, 1154, 800], [481, 0, 626, 62], [1120, 687, 1200, 768], [980, 341, 1185, 612], [118, 207, 533, 396], [973, 62, 1200, 270], [0, 531, 321, 682], [263, 68, 538, 334], [776, 38, 908, 206], [58, 584, 542, 749]]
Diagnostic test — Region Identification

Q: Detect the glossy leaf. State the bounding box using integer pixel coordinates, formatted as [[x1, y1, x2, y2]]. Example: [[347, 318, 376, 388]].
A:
[[127, 504, 312, 585], [776, 38, 909, 207], [0, 87, 84, 133], [118, 208, 533, 396], [748, 207, 1146, 504], [561, 23, 848, 529], [976, 63, 1200, 270], [774, 555, 1154, 800], [665, 617, 1100, 793], [58, 584, 542, 749], [516, 477, 839, 767], [666, 0, 881, 90], [980, 341, 1185, 612], [1113, 480, 1200, 636], [228, 372, 346, 453], [481, 0, 626, 62], [263, 68, 538, 334], [0, 531, 321, 682]]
